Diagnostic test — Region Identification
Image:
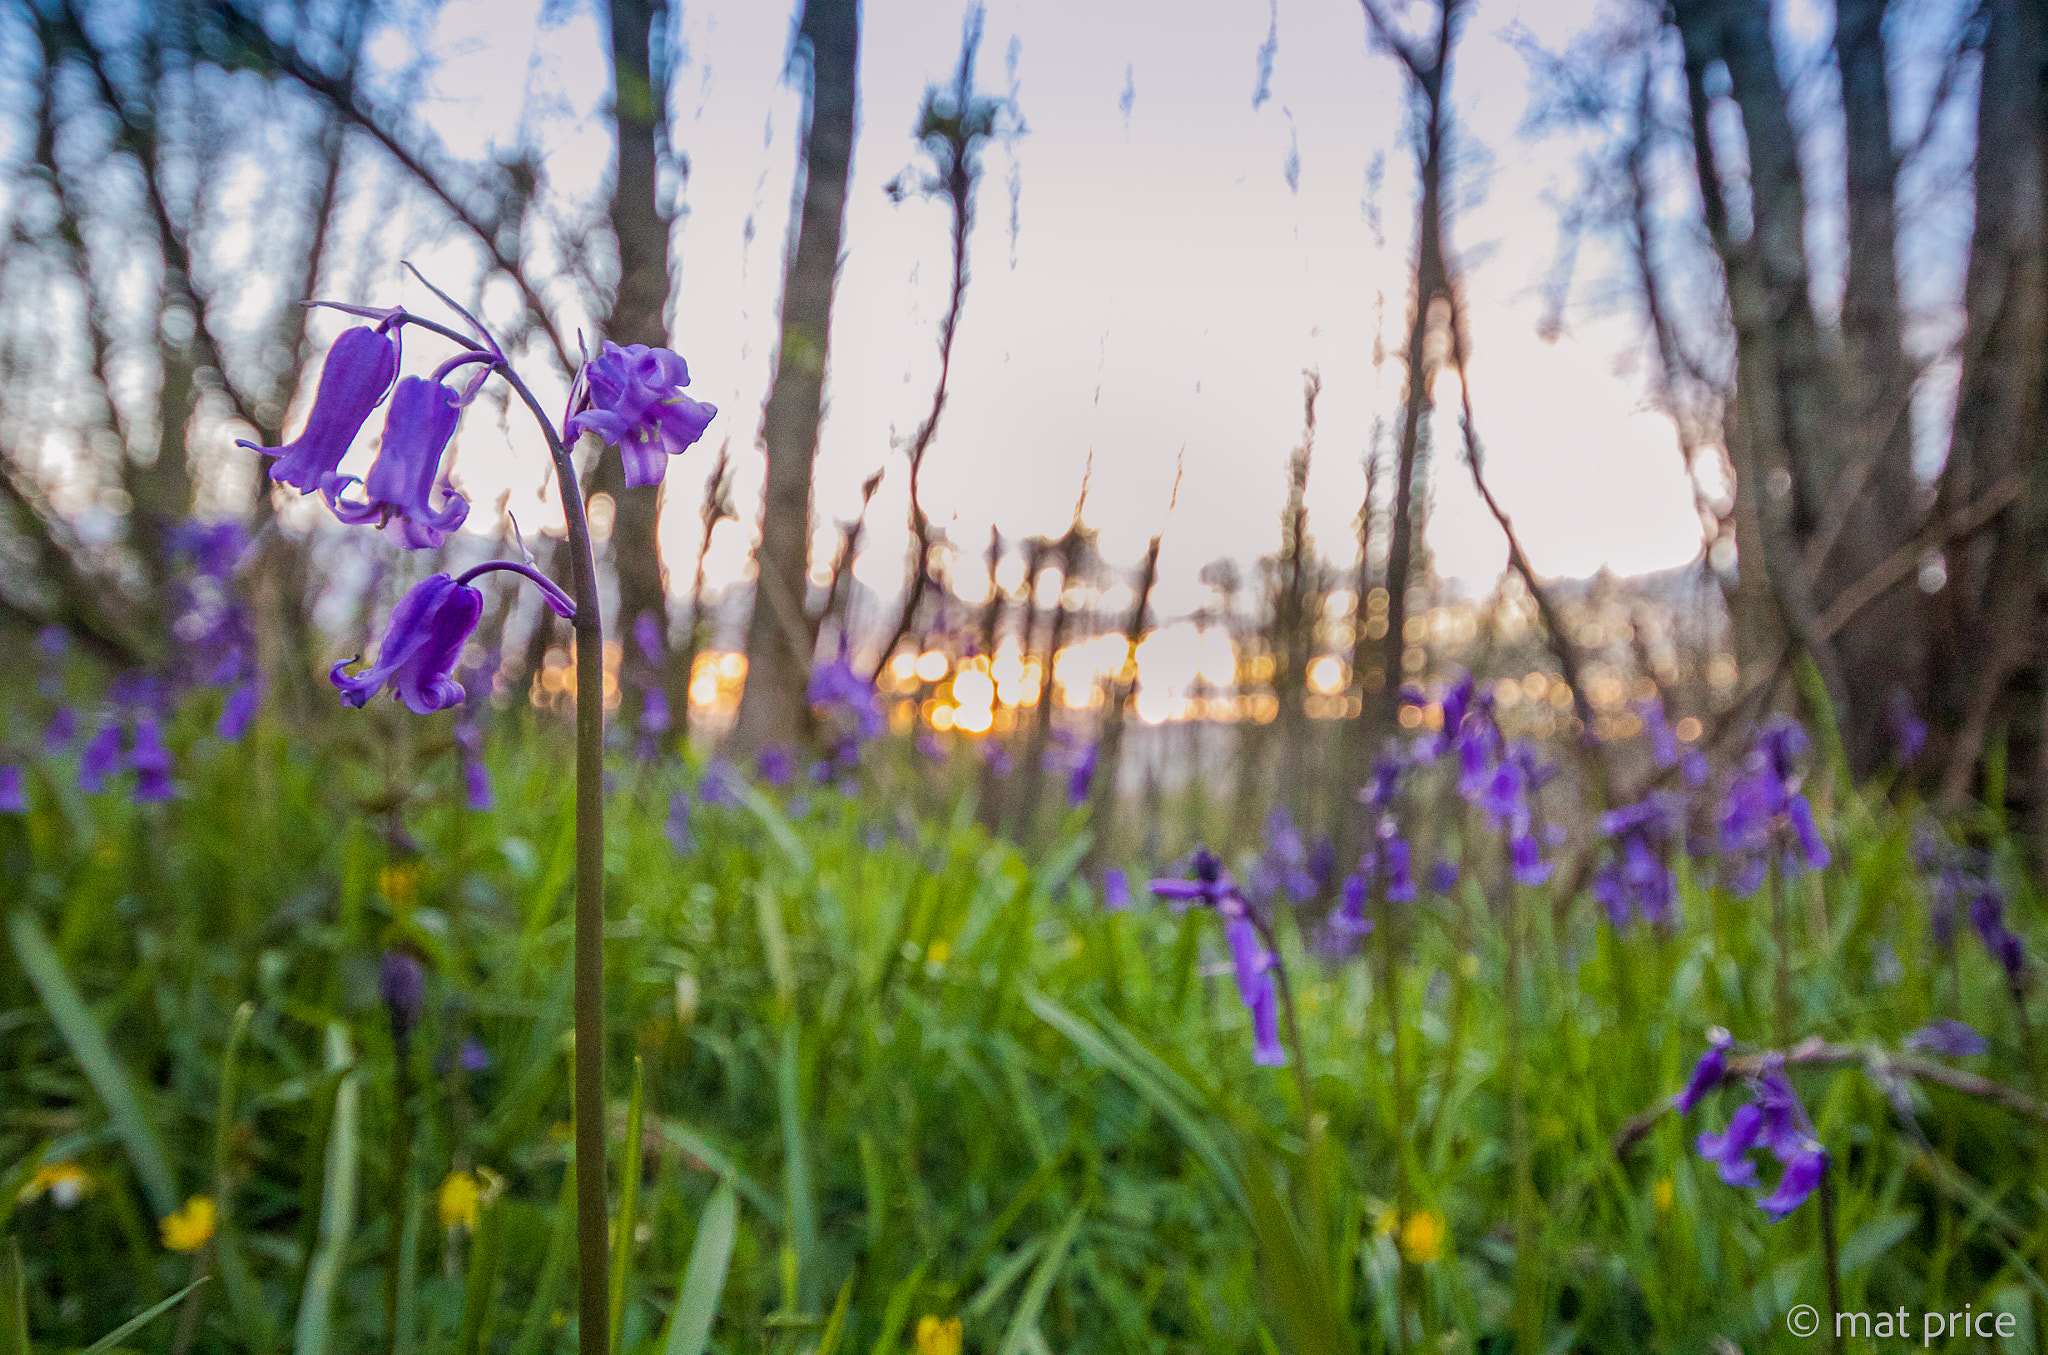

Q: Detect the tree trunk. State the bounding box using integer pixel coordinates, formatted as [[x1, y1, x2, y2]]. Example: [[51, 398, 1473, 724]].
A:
[[600, 0, 679, 742], [731, 0, 858, 752]]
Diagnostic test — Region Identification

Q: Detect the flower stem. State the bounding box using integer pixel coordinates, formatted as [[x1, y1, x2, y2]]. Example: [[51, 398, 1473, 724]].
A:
[[489, 350, 609, 1355], [1769, 859, 1794, 1048], [1816, 1164, 1845, 1355]]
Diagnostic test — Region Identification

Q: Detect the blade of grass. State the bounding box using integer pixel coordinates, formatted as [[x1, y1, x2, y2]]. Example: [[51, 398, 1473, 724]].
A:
[[77, 1277, 211, 1355], [294, 1024, 360, 1355], [658, 1181, 737, 1355], [778, 1023, 818, 1314], [453, 1192, 504, 1355], [2, 1238, 27, 1355], [510, 1163, 579, 1355], [994, 1206, 1085, 1355], [1023, 990, 1247, 1217], [816, 1274, 854, 1355], [8, 910, 178, 1219], [865, 1259, 929, 1355], [609, 1055, 647, 1355]]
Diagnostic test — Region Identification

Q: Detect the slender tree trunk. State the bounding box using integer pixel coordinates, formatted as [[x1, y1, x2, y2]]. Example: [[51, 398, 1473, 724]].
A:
[[599, 0, 680, 740], [732, 0, 859, 752]]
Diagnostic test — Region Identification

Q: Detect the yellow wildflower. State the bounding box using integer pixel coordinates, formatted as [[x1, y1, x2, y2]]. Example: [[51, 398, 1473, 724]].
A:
[[915, 1315, 963, 1355], [19, 1161, 92, 1208], [926, 939, 951, 968], [161, 1195, 217, 1252], [1398, 1210, 1444, 1264], [1653, 1177, 1675, 1214], [378, 863, 420, 908], [439, 1170, 482, 1232]]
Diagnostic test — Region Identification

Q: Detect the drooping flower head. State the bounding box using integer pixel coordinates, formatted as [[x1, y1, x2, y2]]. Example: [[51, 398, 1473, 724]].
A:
[[329, 375, 471, 549], [332, 574, 484, 714], [567, 342, 718, 487], [1151, 846, 1286, 1066], [1102, 867, 1132, 911], [1595, 795, 1684, 931], [1887, 687, 1927, 765], [1244, 808, 1319, 906], [1719, 716, 1829, 895], [242, 323, 401, 495], [1681, 1045, 1827, 1217], [1904, 1019, 1988, 1058], [79, 721, 123, 794]]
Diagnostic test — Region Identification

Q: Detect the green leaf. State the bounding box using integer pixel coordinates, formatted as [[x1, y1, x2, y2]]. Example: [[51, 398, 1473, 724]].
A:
[[995, 1206, 1084, 1355], [77, 1276, 210, 1355], [778, 1023, 819, 1313], [8, 910, 179, 1219], [1839, 1210, 1919, 1276], [866, 1260, 929, 1355], [610, 1055, 648, 1355], [1023, 990, 1248, 1217], [816, 1273, 855, 1355], [294, 1024, 361, 1355], [2, 1238, 28, 1355], [1243, 1158, 1348, 1355], [660, 1182, 738, 1355]]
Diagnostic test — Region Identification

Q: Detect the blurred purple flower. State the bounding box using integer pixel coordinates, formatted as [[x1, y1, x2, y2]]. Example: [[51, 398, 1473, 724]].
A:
[[1694, 1103, 1764, 1188], [1757, 1146, 1827, 1218], [1638, 697, 1679, 769], [809, 637, 885, 741], [757, 744, 795, 787], [916, 733, 943, 761], [1150, 846, 1234, 910], [633, 612, 664, 665], [242, 324, 400, 495], [79, 722, 123, 794], [1674, 1029, 1732, 1114], [332, 574, 483, 714], [1595, 795, 1682, 931], [1103, 867, 1132, 911], [44, 706, 76, 754], [1509, 830, 1553, 887], [566, 342, 718, 487], [0, 766, 24, 815], [459, 1037, 490, 1072], [216, 682, 261, 743], [700, 759, 741, 807], [379, 950, 426, 1042], [329, 376, 470, 549], [1719, 717, 1827, 895], [1904, 1019, 1987, 1058], [129, 717, 175, 803], [1329, 873, 1375, 939], [36, 625, 67, 658], [1429, 858, 1459, 894], [1888, 687, 1927, 764], [1066, 743, 1099, 807], [665, 790, 695, 853], [983, 742, 1014, 777]]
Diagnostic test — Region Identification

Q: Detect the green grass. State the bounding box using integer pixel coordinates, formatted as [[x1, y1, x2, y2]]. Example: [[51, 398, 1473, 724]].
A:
[[2, 698, 2044, 1353]]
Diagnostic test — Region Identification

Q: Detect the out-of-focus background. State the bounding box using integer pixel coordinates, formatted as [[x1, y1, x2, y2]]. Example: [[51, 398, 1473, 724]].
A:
[[2, 0, 2028, 821]]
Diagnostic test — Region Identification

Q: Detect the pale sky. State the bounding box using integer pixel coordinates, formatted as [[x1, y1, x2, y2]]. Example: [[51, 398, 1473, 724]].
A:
[[324, 0, 1764, 627]]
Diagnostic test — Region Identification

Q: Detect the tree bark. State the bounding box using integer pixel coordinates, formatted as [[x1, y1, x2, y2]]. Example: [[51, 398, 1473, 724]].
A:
[[732, 0, 859, 752], [599, 0, 680, 742]]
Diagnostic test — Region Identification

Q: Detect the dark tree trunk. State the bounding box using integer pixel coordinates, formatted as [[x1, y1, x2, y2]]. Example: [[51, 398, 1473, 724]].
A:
[[600, 0, 680, 742], [732, 0, 858, 752]]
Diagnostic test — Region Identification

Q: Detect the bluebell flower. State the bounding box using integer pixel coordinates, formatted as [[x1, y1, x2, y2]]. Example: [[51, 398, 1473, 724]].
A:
[[0, 765, 25, 814], [1509, 829, 1553, 887], [379, 950, 426, 1042], [242, 323, 400, 495], [1694, 1103, 1764, 1187], [79, 722, 123, 794], [458, 1037, 490, 1072], [983, 743, 1014, 777], [1719, 717, 1828, 895], [455, 721, 492, 811], [1904, 1019, 1987, 1058], [332, 574, 484, 714], [216, 682, 260, 743], [1066, 743, 1100, 807], [665, 790, 695, 853], [1245, 808, 1319, 905], [757, 744, 795, 787], [700, 759, 742, 807], [1103, 867, 1132, 911], [129, 716, 174, 803], [809, 637, 885, 741], [1756, 1145, 1827, 1218], [1887, 688, 1927, 764], [1637, 696, 1679, 768], [1428, 858, 1459, 894], [329, 376, 471, 549], [1595, 795, 1682, 930], [566, 342, 718, 488], [43, 706, 76, 754], [1329, 873, 1376, 939], [1150, 847, 1234, 910], [1674, 1029, 1732, 1114]]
